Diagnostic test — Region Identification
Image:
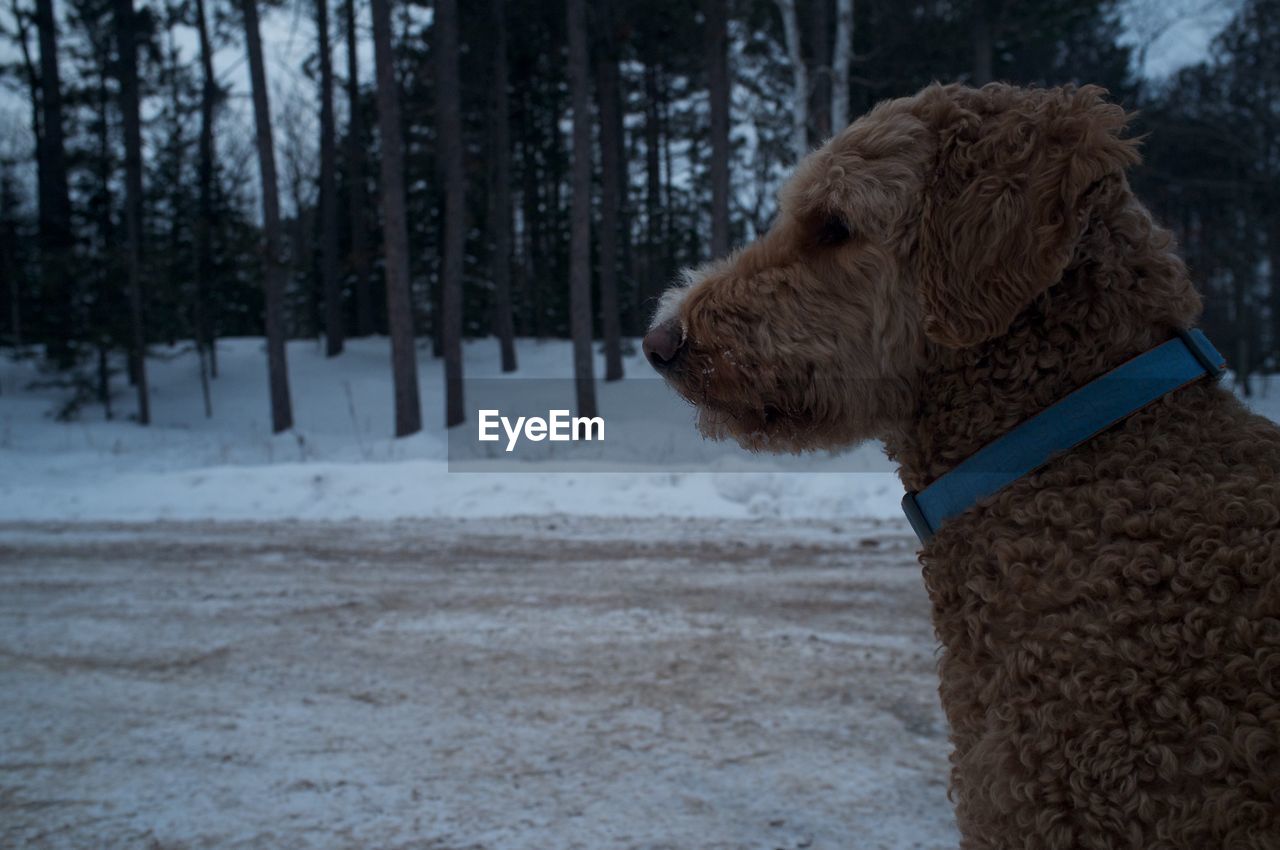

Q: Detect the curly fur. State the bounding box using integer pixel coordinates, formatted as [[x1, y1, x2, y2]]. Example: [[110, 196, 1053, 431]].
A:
[[653, 82, 1280, 848]]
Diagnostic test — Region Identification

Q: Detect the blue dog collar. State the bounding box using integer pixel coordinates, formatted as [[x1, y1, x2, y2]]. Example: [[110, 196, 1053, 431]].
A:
[[902, 329, 1225, 543]]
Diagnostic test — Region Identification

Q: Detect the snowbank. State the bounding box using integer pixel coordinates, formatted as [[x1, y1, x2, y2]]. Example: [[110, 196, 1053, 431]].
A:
[[0, 338, 907, 523]]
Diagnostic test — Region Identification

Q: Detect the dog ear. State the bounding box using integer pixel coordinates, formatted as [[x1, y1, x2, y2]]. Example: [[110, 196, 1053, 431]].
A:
[[784, 105, 933, 248], [915, 85, 1140, 348]]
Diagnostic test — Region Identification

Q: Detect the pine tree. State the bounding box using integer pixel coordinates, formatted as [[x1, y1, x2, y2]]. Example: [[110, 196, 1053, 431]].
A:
[[370, 0, 421, 436], [240, 0, 294, 433], [0, 161, 24, 350], [194, 0, 219, 385], [706, 0, 730, 259], [488, 0, 517, 373], [593, 0, 623, 377], [435, 0, 465, 427], [566, 0, 596, 417], [34, 0, 75, 367], [344, 0, 374, 337], [316, 0, 343, 356], [113, 0, 150, 424]]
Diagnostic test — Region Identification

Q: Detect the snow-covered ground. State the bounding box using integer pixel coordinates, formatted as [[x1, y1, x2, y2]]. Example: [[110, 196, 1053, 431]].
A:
[[0, 338, 907, 524], [3, 336, 1277, 525], [0, 517, 955, 850]]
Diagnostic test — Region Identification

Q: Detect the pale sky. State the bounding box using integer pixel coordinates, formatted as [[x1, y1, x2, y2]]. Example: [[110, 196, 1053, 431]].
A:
[[1118, 0, 1241, 79]]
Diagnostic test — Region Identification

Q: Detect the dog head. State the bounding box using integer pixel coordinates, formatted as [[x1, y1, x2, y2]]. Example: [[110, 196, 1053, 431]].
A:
[[645, 83, 1143, 452]]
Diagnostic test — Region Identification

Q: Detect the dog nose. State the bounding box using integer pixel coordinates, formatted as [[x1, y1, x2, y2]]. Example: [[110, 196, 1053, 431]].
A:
[[643, 321, 685, 369]]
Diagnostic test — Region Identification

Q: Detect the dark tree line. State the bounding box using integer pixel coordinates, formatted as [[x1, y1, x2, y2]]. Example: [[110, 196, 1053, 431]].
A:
[[1, 0, 1278, 432], [1133, 0, 1280, 396]]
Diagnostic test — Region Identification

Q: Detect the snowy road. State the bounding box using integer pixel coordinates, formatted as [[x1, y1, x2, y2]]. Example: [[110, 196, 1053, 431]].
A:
[[0, 518, 956, 850]]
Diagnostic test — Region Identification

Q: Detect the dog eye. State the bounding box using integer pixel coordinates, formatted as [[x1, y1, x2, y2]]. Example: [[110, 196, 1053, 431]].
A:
[[815, 214, 852, 246]]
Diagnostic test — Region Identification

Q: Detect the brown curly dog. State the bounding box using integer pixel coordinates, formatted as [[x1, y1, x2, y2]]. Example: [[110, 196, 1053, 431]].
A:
[[645, 83, 1280, 849]]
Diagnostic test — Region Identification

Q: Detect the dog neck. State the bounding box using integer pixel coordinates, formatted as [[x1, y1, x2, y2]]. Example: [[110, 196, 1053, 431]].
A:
[[883, 199, 1204, 493]]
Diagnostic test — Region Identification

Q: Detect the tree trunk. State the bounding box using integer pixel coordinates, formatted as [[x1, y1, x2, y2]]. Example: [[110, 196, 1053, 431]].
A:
[[595, 14, 633, 335], [594, 0, 623, 380], [807, 0, 831, 140], [194, 0, 218, 383], [706, 0, 730, 259], [91, 54, 115, 415], [0, 171, 20, 348], [34, 0, 74, 367], [9, 4, 42, 353], [547, 110, 565, 335], [971, 0, 993, 86], [344, 0, 374, 337], [3, 227, 18, 348], [661, 92, 674, 256], [435, 0, 466, 427], [566, 0, 597, 417], [775, 0, 807, 162], [1233, 247, 1252, 396], [1271, 222, 1280, 366], [831, 0, 852, 131], [97, 344, 112, 418], [7, 280, 17, 351], [371, 0, 422, 436], [520, 132, 541, 337], [287, 173, 319, 337], [489, 0, 517, 373], [162, 27, 190, 398], [317, 0, 343, 356], [241, 0, 294, 433], [613, 119, 634, 334], [1237, 337, 1252, 397], [114, 0, 150, 425], [643, 58, 663, 320], [430, 195, 444, 358]]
